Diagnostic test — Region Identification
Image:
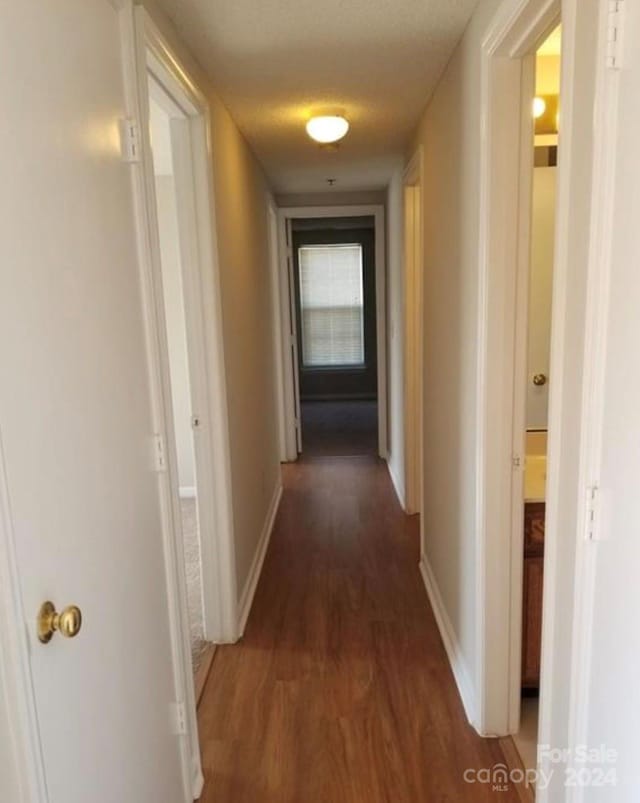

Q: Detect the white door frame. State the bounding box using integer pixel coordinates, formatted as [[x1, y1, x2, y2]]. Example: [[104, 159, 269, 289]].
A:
[[474, 0, 561, 738], [267, 200, 288, 462], [133, 8, 237, 643], [403, 150, 425, 516], [126, 10, 201, 800], [276, 205, 388, 461], [128, 6, 237, 798], [560, 1, 625, 794]]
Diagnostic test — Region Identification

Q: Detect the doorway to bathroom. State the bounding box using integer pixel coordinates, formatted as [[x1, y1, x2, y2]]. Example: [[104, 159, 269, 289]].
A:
[[474, 0, 569, 771], [511, 23, 562, 776]]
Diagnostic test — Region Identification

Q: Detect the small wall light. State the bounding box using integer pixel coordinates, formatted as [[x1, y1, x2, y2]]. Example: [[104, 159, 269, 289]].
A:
[[533, 97, 547, 119], [305, 115, 350, 145]]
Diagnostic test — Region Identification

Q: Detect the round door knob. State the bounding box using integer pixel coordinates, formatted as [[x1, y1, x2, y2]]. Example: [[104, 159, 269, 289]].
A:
[[532, 373, 548, 387], [37, 601, 83, 644]]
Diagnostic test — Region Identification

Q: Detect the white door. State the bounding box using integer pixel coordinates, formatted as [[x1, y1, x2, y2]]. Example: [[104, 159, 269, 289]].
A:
[[285, 219, 303, 453], [526, 166, 556, 429], [0, 3, 186, 802], [576, 5, 640, 800]]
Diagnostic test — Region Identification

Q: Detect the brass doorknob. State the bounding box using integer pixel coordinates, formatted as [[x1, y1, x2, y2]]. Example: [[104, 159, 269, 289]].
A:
[[532, 373, 548, 387], [37, 601, 82, 644]]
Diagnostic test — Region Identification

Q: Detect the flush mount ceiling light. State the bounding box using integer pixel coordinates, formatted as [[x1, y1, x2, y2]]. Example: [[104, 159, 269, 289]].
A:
[[306, 115, 349, 145], [533, 97, 547, 119]]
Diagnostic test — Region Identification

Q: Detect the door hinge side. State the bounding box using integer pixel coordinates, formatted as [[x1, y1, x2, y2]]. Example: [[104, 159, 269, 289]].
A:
[[170, 701, 188, 736], [585, 485, 599, 541], [512, 455, 522, 469], [153, 433, 167, 472], [606, 0, 625, 70], [119, 117, 142, 163]]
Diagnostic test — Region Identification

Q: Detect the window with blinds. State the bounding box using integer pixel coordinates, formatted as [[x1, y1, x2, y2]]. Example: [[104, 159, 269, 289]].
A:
[[298, 244, 365, 368]]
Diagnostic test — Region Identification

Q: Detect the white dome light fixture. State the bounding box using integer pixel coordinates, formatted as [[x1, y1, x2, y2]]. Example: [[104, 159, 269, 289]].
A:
[[533, 96, 546, 119], [306, 115, 350, 145]]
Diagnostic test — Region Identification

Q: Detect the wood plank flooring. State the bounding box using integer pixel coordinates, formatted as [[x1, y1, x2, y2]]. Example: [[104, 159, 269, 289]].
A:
[[197, 456, 520, 802]]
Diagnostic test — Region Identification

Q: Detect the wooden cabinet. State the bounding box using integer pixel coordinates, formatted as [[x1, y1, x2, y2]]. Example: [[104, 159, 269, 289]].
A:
[[522, 502, 545, 689]]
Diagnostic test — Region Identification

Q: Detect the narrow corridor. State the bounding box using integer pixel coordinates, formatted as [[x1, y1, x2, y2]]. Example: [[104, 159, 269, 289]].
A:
[[197, 457, 520, 802]]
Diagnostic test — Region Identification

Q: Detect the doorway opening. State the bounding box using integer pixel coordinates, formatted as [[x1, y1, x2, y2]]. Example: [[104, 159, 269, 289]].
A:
[[512, 24, 561, 776], [475, 0, 564, 754], [293, 217, 378, 458], [140, 14, 238, 676], [136, 12, 239, 794], [148, 89, 207, 674], [276, 205, 387, 462]]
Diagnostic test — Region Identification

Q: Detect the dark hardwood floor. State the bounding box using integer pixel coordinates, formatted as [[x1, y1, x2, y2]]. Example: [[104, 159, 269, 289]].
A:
[[301, 400, 378, 457], [197, 457, 520, 802]]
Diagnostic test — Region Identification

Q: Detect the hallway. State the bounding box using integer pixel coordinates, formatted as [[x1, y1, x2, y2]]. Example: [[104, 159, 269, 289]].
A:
[[4, 1, 640, 800], [197, 457, 519, 802]]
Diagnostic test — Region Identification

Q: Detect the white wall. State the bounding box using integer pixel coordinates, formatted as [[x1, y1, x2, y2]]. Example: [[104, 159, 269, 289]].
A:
[[534, 4, 600, 792], [154, 172, 197, 493], [210, 111, 281, 596], [526, 44, 560, 430], [386, 168, 406, 504], [527, 166, 556, 429], [536, 54, 561, 95], [407, 0, 504, 709]]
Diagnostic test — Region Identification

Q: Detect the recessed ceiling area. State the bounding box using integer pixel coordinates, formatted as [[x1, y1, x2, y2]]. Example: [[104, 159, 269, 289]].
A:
[[153, 0, 480, 193]]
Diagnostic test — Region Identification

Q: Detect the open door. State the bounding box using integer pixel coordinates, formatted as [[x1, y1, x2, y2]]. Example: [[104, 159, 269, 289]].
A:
[[284, 217, 303, 454], [0, 2, 190, 801]]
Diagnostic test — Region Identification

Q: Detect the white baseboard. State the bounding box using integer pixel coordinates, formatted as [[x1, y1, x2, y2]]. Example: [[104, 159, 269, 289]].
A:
[[179, 486, 197, 499], [386, 458, 406, 511], [192, 758, 204, 800], [419, 555, 477, 727], [237, 481, 283, 637]]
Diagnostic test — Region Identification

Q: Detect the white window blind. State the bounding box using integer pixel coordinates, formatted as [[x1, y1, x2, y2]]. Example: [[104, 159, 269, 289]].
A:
[[298, 244, 364, 367]]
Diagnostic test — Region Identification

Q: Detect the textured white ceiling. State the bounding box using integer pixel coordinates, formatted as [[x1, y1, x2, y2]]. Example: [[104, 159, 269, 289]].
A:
[[153, 0, 480, 193]]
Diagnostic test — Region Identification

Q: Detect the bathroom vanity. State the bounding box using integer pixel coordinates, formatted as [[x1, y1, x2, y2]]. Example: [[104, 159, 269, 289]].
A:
[[522, 440, 547, 689], [522, 501, 545, 688]]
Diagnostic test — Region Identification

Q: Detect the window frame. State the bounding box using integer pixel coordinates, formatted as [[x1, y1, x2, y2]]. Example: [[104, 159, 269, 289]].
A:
[[297, 242, 367, 370]]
